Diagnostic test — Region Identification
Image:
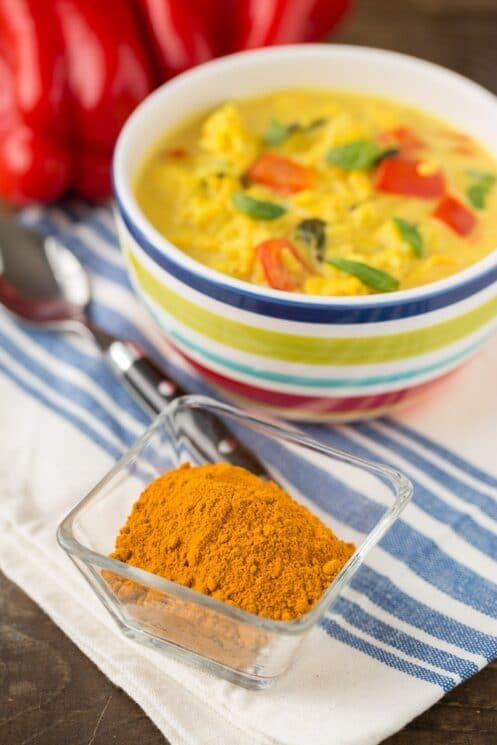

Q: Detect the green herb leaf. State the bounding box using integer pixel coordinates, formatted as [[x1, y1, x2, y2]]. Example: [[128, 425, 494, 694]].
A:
[[326, 140, 383, 170], [294, 218, 327, 261], [392, 217, 424, 257], [264, 120, 289, 146], [231, 192, 287, 221], [466, 170, 496, 210], [264, 119, 299, 146], [264, 118, 328, 146], [467, 183, 487, 210], [307, 117, 327, 131], [467, 169, 496, 184], [327, 257, 399, 292]]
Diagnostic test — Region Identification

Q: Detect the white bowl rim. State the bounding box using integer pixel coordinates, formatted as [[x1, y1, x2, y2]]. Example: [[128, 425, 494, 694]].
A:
[[113, 43, 497, 309]]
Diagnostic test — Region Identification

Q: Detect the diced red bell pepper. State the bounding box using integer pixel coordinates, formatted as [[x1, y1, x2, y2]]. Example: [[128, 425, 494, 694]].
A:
[[247, 153, 315, 194], [450, 144, 476, 156], [379, 127, 425, 151], [164, 148, 188, 159], [432, 195, 476, 236], [374, 156, 445, 199], [434, 129, 476, 156], [436, 129, 473, 144], [257, 238, 313, 291]]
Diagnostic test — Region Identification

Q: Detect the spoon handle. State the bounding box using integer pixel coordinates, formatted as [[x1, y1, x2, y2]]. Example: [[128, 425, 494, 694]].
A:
[[106, 340, 267, 477]]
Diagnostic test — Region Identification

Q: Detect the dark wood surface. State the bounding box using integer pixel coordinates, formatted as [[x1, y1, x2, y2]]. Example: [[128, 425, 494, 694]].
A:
[[2, 1, 497, 743]]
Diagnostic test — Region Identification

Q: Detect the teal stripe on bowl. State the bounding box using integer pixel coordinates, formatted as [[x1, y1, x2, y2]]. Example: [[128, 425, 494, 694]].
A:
[[147, 301, 492, 390]]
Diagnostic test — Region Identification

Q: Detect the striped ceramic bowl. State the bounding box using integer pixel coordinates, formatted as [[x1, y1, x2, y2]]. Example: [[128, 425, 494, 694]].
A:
[[113, 46, 497, 422]]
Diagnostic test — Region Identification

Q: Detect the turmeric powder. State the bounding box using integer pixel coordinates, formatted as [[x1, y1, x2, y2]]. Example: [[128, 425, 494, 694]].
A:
[[111, 462, 355, 621]]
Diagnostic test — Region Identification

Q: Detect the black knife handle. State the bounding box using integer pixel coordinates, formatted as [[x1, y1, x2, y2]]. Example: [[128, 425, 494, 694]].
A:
[[106, 341, 267, 477]]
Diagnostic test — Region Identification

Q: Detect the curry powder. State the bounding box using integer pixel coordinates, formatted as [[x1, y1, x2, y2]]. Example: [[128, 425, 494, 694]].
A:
[[111, 462, 355, 621]]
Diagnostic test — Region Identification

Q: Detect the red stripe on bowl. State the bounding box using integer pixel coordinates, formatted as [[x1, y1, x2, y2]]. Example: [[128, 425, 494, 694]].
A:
[[172, 343, 454, 415]]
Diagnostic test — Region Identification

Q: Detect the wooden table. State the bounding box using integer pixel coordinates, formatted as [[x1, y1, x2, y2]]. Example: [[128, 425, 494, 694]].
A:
[[2, 1, 497, 743]]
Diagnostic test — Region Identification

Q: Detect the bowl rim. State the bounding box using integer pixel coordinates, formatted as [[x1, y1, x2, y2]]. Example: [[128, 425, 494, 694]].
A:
[[113, 43, 497, 309], [57, 394, 413, 636]]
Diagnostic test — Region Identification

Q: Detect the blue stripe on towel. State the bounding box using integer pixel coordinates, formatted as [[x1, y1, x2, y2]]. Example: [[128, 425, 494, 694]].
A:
[[381, 522, 497, 619], [85, 213, 121, 248], [13, 325, 150, 428], [0, 361, 122, 460], [310, 425, 497, 559], [384, 419, 497, 491], [356, 422, 497, 523], [350, 566, 497, 662], [333, 597, 478, 677], [0, 329, 139, 449], [321, 618, 456, 692]]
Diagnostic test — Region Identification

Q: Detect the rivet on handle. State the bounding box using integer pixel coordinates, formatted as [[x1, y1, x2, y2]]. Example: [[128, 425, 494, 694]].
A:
[[158, 380, 177, 397], [218, 438, 237, 455]]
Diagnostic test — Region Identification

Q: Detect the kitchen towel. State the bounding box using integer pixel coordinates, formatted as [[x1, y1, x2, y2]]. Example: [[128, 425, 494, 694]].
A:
[[0, 203, 496, 745]]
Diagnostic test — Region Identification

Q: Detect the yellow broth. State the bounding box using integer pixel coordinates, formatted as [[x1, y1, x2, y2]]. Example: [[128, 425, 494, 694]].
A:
[[135, 90, 497, 295]]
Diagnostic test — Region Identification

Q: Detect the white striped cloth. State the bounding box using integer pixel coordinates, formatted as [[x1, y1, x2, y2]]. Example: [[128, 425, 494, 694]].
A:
[[1, 203, 496, 745]]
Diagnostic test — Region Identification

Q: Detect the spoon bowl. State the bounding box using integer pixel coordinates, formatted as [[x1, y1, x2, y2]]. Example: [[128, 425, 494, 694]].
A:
[[0, 217, 90, 326], [0, 214, 267, 474]]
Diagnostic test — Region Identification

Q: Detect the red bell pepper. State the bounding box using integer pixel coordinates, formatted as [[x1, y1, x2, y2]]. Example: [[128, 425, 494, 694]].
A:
[[432, 195, 476, 236], [0, 1, 72, 204], [234, 0, 350, 50], [72, 149, 116, 203], [0, 0, 155, 204], [0, 0, 351, 205], [434, 129, 477, 156], [0, 0, 70, 138], [379, 127, 425, 151], [0, 49, 17, 137], [302, 0, 350, 44], [0, 125, 73, 205], [450, 144, 476, 156], [136, 0, 217, 79], [192, 0, 229, 55], [374, 157, 445, 199], [257, 238, 313, 291], [247, 153, 315, 194], [52, 0, 156, 199], [53, 0, 155, 152]]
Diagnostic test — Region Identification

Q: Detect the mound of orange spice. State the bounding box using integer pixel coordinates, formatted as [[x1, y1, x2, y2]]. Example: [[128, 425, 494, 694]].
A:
[[111, 462, 355, 621]]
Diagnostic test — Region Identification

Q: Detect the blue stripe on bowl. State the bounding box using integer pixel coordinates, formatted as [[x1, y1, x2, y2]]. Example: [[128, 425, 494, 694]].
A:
[[115, 198, 497, 325]]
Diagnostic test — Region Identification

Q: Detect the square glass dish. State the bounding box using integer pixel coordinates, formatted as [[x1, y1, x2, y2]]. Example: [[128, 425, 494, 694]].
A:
[[57, 395, 412, 689]]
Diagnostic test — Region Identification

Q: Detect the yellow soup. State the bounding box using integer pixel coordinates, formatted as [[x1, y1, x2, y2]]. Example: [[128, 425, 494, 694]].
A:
[[135, 90, 497, 295]]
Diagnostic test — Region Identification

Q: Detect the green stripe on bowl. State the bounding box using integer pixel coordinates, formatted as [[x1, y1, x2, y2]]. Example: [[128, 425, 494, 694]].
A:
[[164, 323, 492, 389], [127, 247, 497, 366]]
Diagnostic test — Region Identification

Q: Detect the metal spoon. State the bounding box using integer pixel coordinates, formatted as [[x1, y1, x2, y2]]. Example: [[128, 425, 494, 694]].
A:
[[0, 215, 266, 475]]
